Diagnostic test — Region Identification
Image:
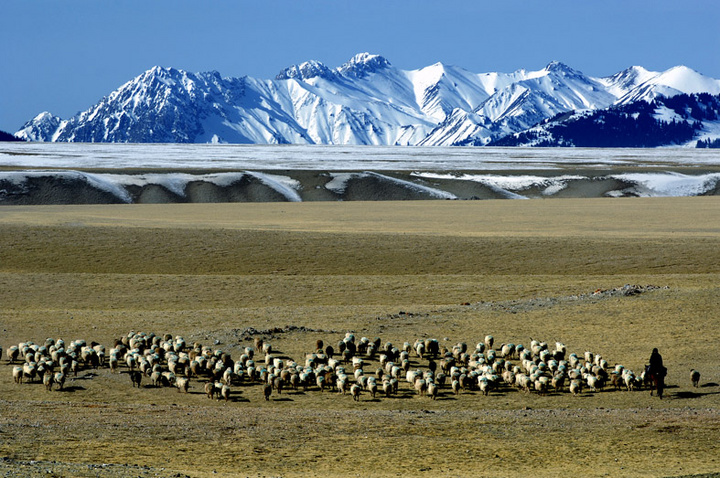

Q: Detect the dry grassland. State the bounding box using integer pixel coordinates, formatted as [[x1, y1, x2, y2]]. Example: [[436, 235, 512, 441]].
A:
[[1, 198, 719, 477]]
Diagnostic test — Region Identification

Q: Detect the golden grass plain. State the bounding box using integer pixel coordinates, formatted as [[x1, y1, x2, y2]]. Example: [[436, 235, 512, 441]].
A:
[[1, 198, 720, 477]]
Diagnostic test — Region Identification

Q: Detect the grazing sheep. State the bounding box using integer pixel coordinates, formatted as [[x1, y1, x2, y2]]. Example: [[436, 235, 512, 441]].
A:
[[484, 335, 494, 351], [428, 382, 438, 400], [263, 383, 272, 401], [12, 366, 23, 384], [551, 373, 566, 392], [176, 377, 190, 393], [205, 381, 216, 399], [478, 377, 490, 396], [161, 371, 177, 387], [43, 372, 54, 391], [54, 372, 66, 391], [220, 384, 231, 402], [337, 378, 348, 395], [350, 384, 361, 401], [569, 379, 582, 396], [500, 343, 515, 359], [415, 341, 426, 359], [109, 356, 119, 374], [129, 371, 143, 388], [414, 379, 427, 397], [382, 379, 393, 397], [23, 363, 37, 383], [586, 374, 600, 392], [623, 370, 637, 391], [691, 369, 701, 388], [452, 379, 461, 396], [367, 379, 378, 398]]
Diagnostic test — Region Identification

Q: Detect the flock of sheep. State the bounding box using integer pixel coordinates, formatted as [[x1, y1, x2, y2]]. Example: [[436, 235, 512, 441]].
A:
[[3, 332, 703, 402]]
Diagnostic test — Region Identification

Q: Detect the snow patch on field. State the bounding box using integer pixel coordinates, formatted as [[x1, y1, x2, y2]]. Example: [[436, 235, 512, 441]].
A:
[[326, 172, 457, 199], [414, 172, 584, 196], [610, 172, 720, 197]]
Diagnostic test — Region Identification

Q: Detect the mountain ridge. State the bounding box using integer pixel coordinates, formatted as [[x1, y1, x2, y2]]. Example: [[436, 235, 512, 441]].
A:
[[15, 54, 720, 147]]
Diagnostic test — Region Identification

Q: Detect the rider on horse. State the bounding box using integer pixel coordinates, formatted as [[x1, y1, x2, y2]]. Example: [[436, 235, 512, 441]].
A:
[[647, 348, 666, 398]]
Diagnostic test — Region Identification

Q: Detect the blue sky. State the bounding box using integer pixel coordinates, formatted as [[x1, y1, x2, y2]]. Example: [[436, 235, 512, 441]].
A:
[[2, 0, 718, 133]]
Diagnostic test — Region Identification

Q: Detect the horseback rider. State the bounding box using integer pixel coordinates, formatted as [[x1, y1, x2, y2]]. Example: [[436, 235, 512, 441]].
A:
[[648, 348, 665, 377]]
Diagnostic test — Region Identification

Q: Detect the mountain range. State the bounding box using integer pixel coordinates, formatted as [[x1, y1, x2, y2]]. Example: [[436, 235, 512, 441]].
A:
[[15, 53, 720, 147]]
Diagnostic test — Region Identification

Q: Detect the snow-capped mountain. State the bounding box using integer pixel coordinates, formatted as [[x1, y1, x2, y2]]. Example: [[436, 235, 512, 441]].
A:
[[15, 54, 720, 146], [492, 93, 720, 148]]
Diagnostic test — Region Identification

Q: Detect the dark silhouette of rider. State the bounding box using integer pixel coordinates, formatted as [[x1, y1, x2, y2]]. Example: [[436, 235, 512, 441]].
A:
[[648, 348, 665, 377]]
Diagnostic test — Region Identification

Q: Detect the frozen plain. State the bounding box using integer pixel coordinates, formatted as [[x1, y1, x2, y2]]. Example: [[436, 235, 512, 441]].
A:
[[2, 143, 720, 202]]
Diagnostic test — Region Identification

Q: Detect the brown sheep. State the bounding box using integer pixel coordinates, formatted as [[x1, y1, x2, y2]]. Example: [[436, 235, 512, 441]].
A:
[[263, 383, 272, 401], [691, 369, 701, 388], [205, 381, 216, 399], [129, 370, 142, 388]]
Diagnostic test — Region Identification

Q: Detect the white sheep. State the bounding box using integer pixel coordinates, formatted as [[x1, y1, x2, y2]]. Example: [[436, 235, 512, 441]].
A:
[[176, 377, 190, 393], [12, 366, 23, 384], [43, 373, 54, 391], [484, 335, 494, 351], [569, 379, 582, 396], [54, 372, 66, 391], [428, 382, 438, 400], [414, 378, 427, 396], [220, 384, 231, 402], [478, 377, 490, 396], [382, 379, 393, 397], [337, 377, 348, 395]]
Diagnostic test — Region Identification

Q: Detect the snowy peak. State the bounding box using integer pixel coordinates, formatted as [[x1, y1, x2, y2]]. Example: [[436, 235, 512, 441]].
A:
[[16, 111, 62, 142], [543, 61, 577, 75], [600, 66, 657, 97], [615, 65, 720, 105], [276, 60, 333, 81], [336, 53, 391, 78], [652, 65, 720, 94]]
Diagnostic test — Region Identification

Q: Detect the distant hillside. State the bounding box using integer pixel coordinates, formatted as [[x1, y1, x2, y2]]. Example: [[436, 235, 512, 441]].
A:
[[491, 93, 720, 148], [0, 130, 23, 142]]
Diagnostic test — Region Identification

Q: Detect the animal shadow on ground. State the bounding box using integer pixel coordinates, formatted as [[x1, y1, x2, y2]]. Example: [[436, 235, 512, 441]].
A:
[[701, 382, 719, 388], [228, 396, 250, 403], [673, 390, 720, 400], [272, 397, 293, 402], [59, 385, 85, 393], [436, 395, 457, 401]]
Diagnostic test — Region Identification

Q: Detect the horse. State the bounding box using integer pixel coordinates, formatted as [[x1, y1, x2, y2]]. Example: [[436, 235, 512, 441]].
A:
[[645, 364, 666, 399]]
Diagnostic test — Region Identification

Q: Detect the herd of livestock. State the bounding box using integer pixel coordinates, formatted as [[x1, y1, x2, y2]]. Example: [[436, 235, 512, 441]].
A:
[[3, 331, 703, 402]]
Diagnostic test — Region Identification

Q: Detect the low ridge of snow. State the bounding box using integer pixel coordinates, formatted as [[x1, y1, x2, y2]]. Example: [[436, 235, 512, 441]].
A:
[[326, 171, 456, 199]]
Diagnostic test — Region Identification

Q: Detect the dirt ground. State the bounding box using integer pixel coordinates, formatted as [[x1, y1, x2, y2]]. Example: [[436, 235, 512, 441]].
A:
[[1, 198, 719, 477]]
